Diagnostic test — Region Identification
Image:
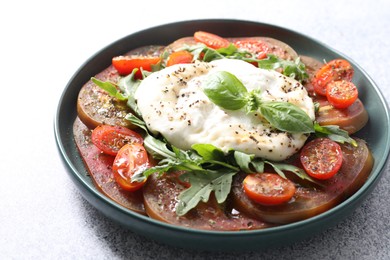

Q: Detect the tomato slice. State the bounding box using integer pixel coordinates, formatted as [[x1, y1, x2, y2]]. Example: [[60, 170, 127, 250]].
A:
[[300, 138, 343, 180], [166, 50, 193, 67], [312, 59, 354, 96], [91, 125, 143, 156], [234, 39, 269, 59], [326, 80, 358, 109], [194, 31, 230, 49], [112, 56, 161, 78], [113, 143, 150, 191], [243, 173, 296, 205]]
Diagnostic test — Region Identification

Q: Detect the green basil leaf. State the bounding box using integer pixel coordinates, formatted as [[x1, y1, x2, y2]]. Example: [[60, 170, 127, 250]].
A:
[[91, 77, 128, 101], [203, 71, 249, 110], [259, 101, 314, 133]]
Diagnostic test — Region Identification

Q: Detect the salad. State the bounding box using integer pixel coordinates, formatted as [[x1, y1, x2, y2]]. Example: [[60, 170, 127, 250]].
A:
[[73, 31, 373, 230]]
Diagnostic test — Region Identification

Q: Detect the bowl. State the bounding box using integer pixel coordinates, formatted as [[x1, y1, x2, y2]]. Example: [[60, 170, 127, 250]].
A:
[[54, 19, 390, 251]]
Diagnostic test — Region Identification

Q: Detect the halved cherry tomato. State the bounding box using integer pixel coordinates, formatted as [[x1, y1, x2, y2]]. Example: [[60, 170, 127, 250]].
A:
[[243, 173, 296, 205], [194, 31, 230, 49], [166, 50, 193, 67], [91, 125, 143, 156], [113, 143, 150, 191], [112, 56, 161, 78], [326, 80, 358, 109], [234, 39, 269, 59], [312, 59, 354, 96], [300, 138, 343, 180]]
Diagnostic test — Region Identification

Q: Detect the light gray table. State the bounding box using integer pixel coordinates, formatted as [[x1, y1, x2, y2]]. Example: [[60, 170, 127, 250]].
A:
[[1, 0, 389, 259]]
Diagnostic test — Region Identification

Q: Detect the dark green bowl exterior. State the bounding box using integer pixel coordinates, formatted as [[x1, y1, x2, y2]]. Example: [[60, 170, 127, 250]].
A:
[[54, 19, 390, 251]]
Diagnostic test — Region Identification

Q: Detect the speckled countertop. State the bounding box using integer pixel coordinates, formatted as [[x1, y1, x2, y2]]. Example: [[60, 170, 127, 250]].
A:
[[1, 0, 389, 259]]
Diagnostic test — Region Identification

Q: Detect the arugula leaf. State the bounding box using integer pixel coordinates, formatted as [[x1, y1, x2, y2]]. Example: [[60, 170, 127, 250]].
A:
[[191, 143, 225, 161], [314, 122, 357, 146], [185, 44, 308, 82], [176, 169, 237, 216], [117, 69, 142, 117], [266, 161, 324, 186], [91, 77, 127, 101], [257, 54, 308, 82]]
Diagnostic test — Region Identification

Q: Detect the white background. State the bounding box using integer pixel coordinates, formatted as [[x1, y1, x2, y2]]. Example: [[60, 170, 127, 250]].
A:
[[1, 0, 389, 259]]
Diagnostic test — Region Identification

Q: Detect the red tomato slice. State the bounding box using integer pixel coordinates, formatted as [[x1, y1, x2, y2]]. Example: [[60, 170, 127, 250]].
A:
[[243, 173, 296, 205], [113, 143, 150, 192], [91, 125, 143, 156], [112, 56, 161, 78], [300, 138, 343, 180], [326, 80, 358, 109], [234, 39, 269, 59], [312, 59, 354, 96], [166, 50, 193, 67], [194, 31, 230, 49]]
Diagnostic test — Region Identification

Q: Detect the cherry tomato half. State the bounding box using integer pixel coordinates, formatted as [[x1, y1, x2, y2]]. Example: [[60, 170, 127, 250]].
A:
[[166, 50, 193, 67], [300, 138, 343, 180], [112, 143, 150, 192], [234, 39, 269, 59], [326, 80, 358, 109], [112, 56, 161, 78], [194, 31, 230, 49], [243, 173, 296, 205], [312, 59, 354, 96], [91, 125, 143, 156]]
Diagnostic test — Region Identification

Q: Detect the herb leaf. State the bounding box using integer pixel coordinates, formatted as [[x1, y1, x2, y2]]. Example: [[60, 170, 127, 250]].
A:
[[257, 54, 308, 82], [91, 77, 127, 101], [259, 101, 314, 133], [314, 122, 357, 146], [176, 169, 237, 216], [117, 69, 142, 117], [203, 71, 249, 110]]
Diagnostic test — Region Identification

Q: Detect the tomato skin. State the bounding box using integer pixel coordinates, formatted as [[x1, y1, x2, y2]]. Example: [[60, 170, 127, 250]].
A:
[[312, 59, 354, 96], [166, 51, 193, 67], [113, 143, 150, 192], [243, 173, 296, 205], [300, 138, 343, 180], [326, 80, 358, 109], [194, 31, 230, 49], [234, 39, 269, 59], [91, 125, 143, 156], [112, 56, 161, 78]]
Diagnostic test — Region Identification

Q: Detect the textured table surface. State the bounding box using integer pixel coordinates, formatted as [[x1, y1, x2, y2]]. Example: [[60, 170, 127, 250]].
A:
[[1, 0, 389, 259]]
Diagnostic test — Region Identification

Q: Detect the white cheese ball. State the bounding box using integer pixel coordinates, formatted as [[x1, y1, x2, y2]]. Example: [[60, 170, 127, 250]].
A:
[[135, 59, 315, 161]]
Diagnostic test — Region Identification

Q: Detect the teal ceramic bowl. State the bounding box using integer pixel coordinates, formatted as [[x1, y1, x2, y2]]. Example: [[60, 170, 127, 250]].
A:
[[54, 19, 389, 251]]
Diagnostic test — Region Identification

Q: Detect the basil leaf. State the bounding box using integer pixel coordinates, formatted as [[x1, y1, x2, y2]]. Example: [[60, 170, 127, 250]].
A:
[[91, 77, 128, 101], [259, 101, 314, 133], [203, 71, 249, 110], [176, 170, 237, 216]]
